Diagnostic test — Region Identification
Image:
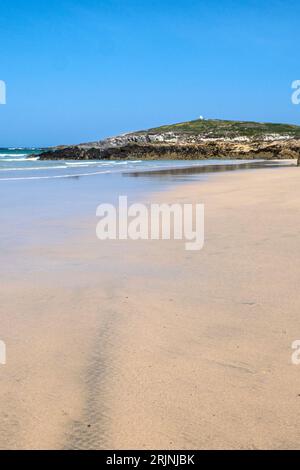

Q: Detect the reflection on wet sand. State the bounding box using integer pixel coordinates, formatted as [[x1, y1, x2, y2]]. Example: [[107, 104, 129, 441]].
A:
[[124, 160, 295, 180]]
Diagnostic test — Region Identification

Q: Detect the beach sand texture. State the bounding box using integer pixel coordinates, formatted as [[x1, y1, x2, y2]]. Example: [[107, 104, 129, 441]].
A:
[[1, 167, 300, 449]]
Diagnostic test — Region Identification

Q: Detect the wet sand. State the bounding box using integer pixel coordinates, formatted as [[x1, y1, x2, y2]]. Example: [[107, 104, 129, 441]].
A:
[[1, 165, 300, 449]]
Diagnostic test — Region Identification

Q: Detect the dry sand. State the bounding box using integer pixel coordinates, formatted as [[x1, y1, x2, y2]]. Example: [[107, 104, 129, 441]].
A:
[[1, 166, 300, 449]]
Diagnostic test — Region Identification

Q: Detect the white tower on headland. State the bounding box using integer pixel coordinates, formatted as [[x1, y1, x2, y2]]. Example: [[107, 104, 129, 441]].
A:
[[199, 115, 204, 120]]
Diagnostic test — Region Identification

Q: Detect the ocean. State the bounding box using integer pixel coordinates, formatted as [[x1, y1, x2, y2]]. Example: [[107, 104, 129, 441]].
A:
[[0, 148, 271, 181]]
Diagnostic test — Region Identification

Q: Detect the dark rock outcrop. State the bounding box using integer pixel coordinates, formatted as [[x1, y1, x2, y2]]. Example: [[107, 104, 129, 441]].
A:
[[37, 139, 300, 162], [35, 119, 300, 162]]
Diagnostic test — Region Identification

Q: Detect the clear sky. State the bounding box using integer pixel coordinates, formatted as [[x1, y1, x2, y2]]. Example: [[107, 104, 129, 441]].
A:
[[0, 0, 299, 147]]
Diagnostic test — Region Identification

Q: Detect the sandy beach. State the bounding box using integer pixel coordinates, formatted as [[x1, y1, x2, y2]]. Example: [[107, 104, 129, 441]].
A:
[[1, 165, 300, 449]]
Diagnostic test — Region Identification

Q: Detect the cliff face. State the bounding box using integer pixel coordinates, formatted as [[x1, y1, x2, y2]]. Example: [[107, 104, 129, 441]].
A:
[[37, 119, 300, 161]]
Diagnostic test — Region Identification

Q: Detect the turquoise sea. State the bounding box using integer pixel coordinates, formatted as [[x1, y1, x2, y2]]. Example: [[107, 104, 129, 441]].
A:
[[0, 148, 274, 181]]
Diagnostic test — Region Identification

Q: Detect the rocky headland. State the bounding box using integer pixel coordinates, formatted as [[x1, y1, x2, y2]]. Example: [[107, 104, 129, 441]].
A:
[[36, 119, 300, 163]]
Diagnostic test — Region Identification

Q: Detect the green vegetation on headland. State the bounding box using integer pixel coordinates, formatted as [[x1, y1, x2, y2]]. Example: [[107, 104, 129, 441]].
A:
[[144, 118, 300, 138], [36, 118, 300, 163]]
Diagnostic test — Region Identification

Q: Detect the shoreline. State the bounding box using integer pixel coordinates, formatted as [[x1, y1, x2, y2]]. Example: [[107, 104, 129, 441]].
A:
[[124, 159, 296, 178]]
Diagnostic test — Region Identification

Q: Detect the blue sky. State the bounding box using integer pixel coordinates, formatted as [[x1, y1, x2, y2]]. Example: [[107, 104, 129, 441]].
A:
[[0, 0, 299, 147]]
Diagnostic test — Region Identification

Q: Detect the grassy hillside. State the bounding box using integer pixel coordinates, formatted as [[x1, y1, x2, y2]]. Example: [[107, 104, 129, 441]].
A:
[[140, 119, 300, 139]]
